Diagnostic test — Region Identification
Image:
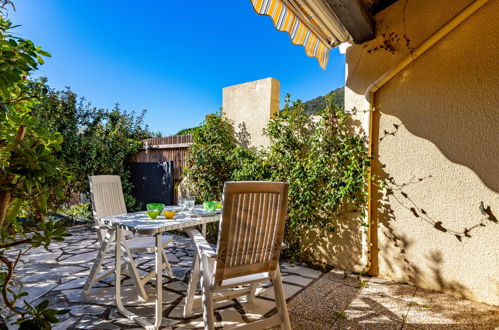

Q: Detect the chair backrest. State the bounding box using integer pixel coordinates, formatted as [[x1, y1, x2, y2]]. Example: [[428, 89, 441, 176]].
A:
[[89, 175, 128, 241], [214, 181, 289, 287]]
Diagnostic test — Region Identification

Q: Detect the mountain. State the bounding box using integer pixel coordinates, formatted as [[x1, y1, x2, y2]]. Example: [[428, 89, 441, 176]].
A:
[[174, 87, 345, 135], [300, 87, 344, 115]]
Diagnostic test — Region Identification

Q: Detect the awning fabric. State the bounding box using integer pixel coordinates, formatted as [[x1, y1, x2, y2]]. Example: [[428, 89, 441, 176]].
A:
[[250, 0, 344, 69]]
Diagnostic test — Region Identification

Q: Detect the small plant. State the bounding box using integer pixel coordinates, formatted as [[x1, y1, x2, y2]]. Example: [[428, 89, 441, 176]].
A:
[[303, 260, 333, 273], [332, 310, 347, 320], [14, 300, 69, 329], [408, 301, 432, 309], [357, 278, 369, 288]]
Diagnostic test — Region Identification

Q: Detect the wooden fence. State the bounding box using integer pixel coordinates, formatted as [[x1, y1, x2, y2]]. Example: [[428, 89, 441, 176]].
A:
[[128, 135, 193, 203]]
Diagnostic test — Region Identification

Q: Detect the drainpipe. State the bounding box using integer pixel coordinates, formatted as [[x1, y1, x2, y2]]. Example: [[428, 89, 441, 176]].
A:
[[361, 0, 491, 273]]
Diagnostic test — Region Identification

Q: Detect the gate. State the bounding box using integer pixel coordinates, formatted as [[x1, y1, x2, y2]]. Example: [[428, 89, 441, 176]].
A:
[[128, 135, 192, 204], [128, 161, 174, 210]]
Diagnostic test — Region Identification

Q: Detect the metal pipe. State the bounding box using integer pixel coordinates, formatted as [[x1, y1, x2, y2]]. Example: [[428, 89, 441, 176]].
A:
[[361, 0, 491, 273]]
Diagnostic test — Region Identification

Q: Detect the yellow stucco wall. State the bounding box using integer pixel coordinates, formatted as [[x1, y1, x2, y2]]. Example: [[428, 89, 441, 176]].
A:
[[222, 78, 280, 148], [344, 0, 499, 305]]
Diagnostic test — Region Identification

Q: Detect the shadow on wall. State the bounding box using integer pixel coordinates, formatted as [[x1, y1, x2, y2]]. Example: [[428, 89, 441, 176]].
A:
[[345, 0, 499, 193], [235, 122, 251, 148], [374, 63, 499, 194], [370, 154, 498, 301], [302, 210, 364, 272], [368, 92, 498, 301], [342, 0, 499, 306]]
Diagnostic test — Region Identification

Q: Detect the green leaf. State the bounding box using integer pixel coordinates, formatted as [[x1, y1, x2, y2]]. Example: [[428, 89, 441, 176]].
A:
[[45, 314, 59, 323], [36, 300, 50, 311], [37, 49, 51, 57]]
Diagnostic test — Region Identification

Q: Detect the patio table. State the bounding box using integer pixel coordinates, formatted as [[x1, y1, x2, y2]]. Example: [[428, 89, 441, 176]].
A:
[[100, 207, 220, 330]]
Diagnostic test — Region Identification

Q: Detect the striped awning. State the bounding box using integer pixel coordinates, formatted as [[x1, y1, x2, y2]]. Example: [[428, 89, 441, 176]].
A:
[[250, 0, 351, 69]]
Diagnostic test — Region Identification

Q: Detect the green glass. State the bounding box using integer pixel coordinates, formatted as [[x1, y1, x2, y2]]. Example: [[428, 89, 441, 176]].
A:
[[146, 210, 160, 219], [146, 203, 165, 213], [203, 201, 217, 211]]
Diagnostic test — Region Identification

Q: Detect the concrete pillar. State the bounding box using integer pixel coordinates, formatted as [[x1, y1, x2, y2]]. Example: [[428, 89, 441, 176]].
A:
[[222, 77, 280, 148]]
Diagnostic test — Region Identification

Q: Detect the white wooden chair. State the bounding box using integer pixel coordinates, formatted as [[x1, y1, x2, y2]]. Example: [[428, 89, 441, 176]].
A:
[[183, 181, 291, 330], [83, 175, 174, 300]]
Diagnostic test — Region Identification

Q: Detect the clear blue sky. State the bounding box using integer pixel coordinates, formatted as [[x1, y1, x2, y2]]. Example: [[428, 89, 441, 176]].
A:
[[9, 0, 345, 136]]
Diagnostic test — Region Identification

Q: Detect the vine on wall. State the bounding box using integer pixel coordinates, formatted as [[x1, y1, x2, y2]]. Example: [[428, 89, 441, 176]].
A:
[[184, 93, 371, 262]]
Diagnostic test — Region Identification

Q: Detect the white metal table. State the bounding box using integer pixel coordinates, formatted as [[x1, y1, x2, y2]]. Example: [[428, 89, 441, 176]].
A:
[[101, 208, 220, 330]]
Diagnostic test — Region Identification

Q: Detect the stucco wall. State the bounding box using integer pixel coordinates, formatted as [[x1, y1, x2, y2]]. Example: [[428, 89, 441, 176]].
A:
[[344, 0, 498, 305], [222, 78, 280, 148]]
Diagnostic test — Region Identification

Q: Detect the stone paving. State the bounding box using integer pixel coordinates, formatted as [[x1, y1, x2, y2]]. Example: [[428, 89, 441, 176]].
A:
[[5, 225, 321, 329], [5, 225, 499, 329]]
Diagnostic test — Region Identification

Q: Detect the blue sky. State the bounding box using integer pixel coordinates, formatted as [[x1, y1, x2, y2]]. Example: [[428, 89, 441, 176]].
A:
[[9, 0, 345, 136]]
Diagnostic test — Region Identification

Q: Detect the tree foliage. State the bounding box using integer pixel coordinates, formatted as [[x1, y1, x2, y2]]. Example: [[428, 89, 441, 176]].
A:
[[184, 113, 239, 202], [184, 93, 370, 261], [0, 2, 70, 327], [175, 126, 199, 136], [31, 81, 157, 208]]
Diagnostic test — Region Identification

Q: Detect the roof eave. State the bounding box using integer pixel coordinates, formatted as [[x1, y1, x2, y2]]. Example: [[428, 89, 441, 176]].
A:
[[324, 0, 375, 44]]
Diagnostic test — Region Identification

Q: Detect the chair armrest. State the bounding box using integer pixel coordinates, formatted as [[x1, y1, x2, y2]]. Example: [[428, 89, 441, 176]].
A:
[[186, 229, 217, 259]]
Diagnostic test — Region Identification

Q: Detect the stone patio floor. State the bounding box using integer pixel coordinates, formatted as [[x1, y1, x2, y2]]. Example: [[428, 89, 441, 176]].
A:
[[4, 225, 499, 329]]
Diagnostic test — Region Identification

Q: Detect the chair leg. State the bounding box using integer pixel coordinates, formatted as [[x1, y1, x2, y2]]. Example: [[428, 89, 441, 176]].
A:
[[200, 255, 215, 330], [247, 282, 258, 303], [121, 241, 148, 300], [83, 228, 113, 295], [272, 266, 291, 330], [183, 253, 200, 318]]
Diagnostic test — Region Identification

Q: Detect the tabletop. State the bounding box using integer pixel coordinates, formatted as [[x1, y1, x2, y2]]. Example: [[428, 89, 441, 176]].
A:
[[101, 206, 220, 235]]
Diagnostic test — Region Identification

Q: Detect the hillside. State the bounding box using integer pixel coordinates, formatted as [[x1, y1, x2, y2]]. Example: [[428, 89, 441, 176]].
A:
[[300, 87, 344, 115]]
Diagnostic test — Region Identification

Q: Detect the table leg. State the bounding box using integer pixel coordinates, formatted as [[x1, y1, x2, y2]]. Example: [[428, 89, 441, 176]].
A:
[[202, 223, 207, 237], [115, 227, 156, 329], [154, 233, 163, 328], [115, 227, 123, 312]]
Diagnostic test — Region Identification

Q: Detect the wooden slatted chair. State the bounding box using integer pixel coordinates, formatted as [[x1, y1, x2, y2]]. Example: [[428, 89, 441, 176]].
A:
[[83, 175, 174, 300], [183, 181, 291, 330]]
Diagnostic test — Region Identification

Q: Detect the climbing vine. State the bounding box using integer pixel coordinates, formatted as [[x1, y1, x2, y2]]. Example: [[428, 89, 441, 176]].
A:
[[184, 93, 371, 262]]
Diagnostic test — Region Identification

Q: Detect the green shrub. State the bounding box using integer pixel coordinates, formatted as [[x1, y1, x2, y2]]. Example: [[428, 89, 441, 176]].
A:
[[265, 94, 370, 261], [184, 112, 272, 199], [57, 203, 92, 220], [0, 2, 71, 326], [31, 81, 158, 209], [184, 93, 370, 262]]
